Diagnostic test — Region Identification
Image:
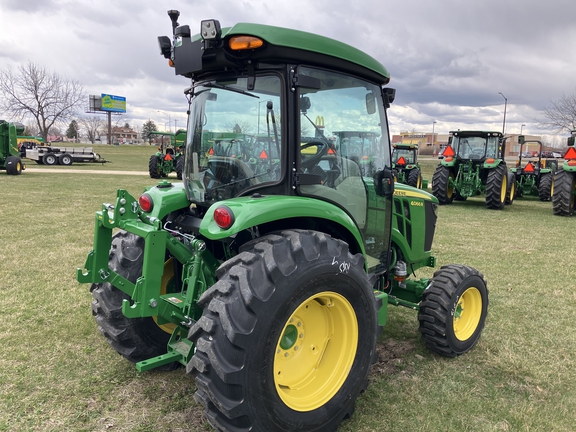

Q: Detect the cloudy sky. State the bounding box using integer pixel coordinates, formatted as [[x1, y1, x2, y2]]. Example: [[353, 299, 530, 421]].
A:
[[1, 0, 575, 143]]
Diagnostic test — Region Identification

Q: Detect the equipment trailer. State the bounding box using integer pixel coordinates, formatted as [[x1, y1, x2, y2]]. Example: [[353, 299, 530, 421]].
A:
[[77, 11, 489, 432], [25, 145, 108, 165]]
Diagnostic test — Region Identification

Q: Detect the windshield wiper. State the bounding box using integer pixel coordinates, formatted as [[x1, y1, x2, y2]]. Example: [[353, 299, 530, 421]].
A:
[[200, 82, 259, 99]]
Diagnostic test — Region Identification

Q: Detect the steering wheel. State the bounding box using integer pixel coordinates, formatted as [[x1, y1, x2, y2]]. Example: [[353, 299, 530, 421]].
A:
[[301, 140, 330, 169]]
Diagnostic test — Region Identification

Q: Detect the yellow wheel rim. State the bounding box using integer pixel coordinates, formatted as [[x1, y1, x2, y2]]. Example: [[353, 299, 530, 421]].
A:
[[509, 181, 515, 201], [500, 175, 508, 202], [453, 287, 482, 341], [274, 291, 358, 412], [447, 173, 454, 198], [153, 258, 177, 334]]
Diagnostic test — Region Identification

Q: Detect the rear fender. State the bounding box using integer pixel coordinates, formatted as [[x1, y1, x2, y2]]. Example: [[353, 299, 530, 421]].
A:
[[199, 195, 365, 254]]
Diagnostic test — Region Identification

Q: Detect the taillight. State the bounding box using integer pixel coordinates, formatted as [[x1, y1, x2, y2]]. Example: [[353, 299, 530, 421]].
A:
[[214, 205, 234, 229], [139, 193, 153, 212], [486, 158, 495, 164]]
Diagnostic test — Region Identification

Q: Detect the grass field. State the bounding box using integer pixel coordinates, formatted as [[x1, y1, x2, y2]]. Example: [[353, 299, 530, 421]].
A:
[[1, 146, 576, 431]]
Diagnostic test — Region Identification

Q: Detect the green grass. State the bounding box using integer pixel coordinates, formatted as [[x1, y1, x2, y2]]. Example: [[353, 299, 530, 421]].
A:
[[2, 146, 576, 431]]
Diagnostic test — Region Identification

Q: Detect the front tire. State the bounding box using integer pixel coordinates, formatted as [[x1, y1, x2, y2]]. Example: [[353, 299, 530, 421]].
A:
[[553, 169, 576, 216], [188, 230, 379, 432], [485, 164, 507, 209], [432, 166, 454, 204], [90, 230, 177, 369], [418, 264, 488, 357]]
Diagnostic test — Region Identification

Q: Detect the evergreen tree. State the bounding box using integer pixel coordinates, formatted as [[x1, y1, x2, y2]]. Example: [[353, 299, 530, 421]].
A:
[[142, 120, 158, 142], [66, 120, 79, 139]]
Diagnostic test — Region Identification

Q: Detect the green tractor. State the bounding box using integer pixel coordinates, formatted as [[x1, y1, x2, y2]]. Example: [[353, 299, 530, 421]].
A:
[[552, 130, 576, 215], [510, 135, 554, 201], [148, 129, 186, 179], [392, 142, 424, 188], [0, 120, 25, 175], [77, 11, 489, 431], [332, 130, 382, 177], [432, 130, 513, 209]]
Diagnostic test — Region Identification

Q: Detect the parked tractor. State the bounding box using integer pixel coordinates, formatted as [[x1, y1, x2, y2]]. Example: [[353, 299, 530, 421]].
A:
[[77, 11, 489, 432], [0, 120, 25, 175], [332, 130, 382, 177], [148, 129, 186, 179], [432, 130, 513, 209], [392, 143, 424, 188], [552, 130, 576, 215], [511, 136, 554, 201]]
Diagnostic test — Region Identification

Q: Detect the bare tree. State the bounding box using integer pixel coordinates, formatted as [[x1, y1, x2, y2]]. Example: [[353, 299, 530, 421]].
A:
[[0, 62, 85, 141], [81, 115, 106, 144], [538, 93, 576, 134]]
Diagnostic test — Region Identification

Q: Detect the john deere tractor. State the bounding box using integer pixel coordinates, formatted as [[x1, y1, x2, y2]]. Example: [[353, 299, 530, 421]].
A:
[[392, 142, 424, 188], [0, 120, 25, 175], [432, 130, 512, 209], [77, 11, 489, 432], [552, 130, 576, 215], [148, 129, 186, 179], [511, 135, 554, 201]]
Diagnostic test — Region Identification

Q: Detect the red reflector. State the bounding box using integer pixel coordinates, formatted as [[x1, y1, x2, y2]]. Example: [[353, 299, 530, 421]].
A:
[[164, 154, 172, 161], [139, 194, 153, 212], [565, 147, 576, 160], [328, 147, 336, 155], [397, 156, 406, 165], [208, 148, 215, 155], [445, 156, 453, 162], [486, 158, 495, 164], [259, 150, 268, 159], [524, 163, 535, 173], [443, 145, 455, 157], [214, 206, 234, 229]]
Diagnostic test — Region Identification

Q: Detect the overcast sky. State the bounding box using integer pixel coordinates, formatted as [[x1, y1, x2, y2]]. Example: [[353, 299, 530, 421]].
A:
[[1, 0, 575, 143]]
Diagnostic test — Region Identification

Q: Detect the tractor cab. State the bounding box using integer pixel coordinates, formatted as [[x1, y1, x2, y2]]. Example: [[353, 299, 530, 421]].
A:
[[176, 25, 398, 268], [447, 131, 501, 162]]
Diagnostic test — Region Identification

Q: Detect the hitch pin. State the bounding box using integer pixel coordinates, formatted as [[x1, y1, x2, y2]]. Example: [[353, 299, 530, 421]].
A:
[[163, 221, 196, 242]]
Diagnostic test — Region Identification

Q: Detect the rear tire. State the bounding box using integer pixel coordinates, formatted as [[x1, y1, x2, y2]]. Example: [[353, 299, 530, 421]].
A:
[[43, 153, 58, 165], [176, 156, 184, 180], [505, 172, 516, 205], [418, 264, 488, 357], [90, 230, 178, 369], [407, 168, 422, 188], [58, 153, 73, 166], [432, 166, 454, 204], [553, 169, 576, 216], [5, 155, 23, 175], [149, 155, 161, 178], [485, 164, 507, 209], [188, 230, 379, 432], [538, 172, 553, 201]]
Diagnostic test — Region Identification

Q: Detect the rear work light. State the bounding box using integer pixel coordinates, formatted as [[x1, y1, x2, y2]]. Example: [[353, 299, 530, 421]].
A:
[[229, 36, 264, 51], [139, 193, 153, 212], [214, 205, 235, 229]]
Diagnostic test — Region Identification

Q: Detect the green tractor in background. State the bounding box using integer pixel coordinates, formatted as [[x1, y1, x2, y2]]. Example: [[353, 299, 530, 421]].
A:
[[332, 130, 382, 177], [0, 120, 25, 175], [552, 130, 576, 215], [392, 142, 425, 188], [511, 135, 554, 201], [77, 11, 489, 432], [148, 129, 186, 179], [432, 130, 513, 209]]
